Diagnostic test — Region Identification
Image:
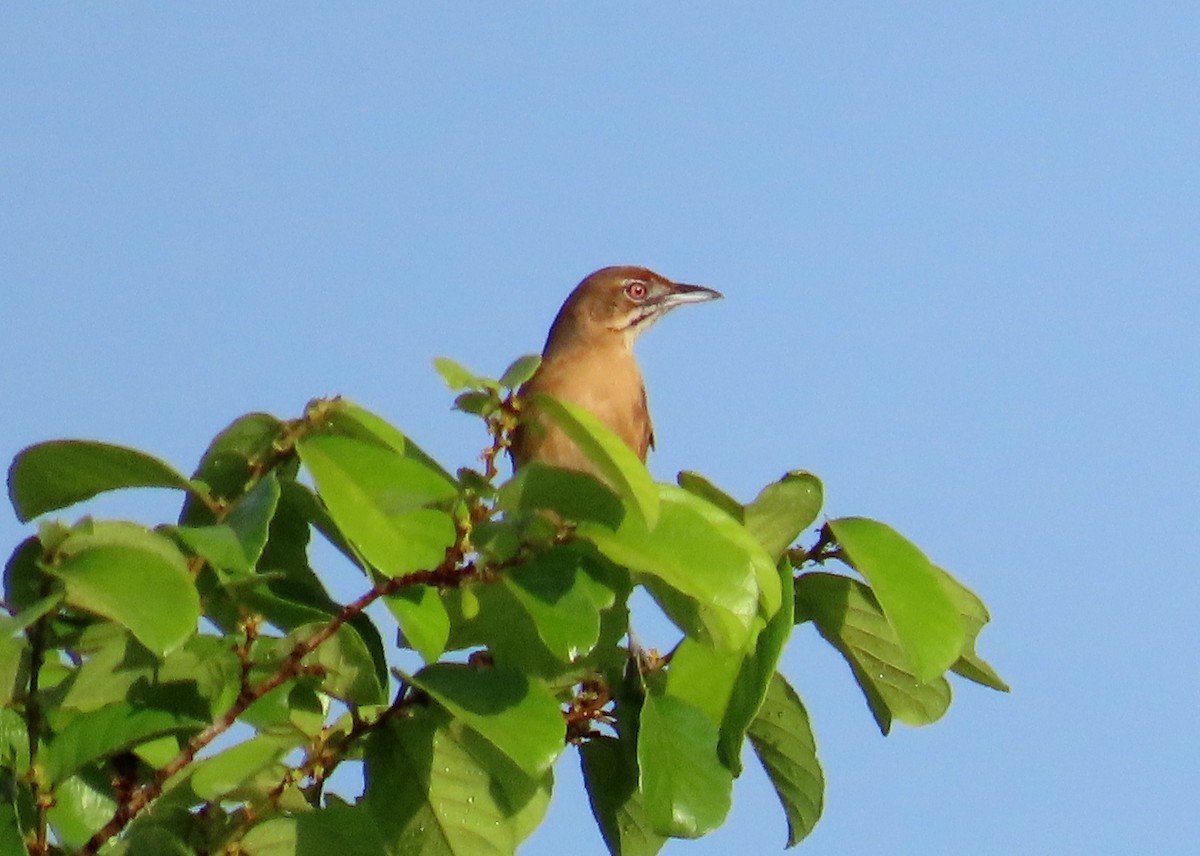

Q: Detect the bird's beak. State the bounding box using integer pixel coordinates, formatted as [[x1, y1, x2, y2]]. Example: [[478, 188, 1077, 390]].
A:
[[654, 282, 723, 310]]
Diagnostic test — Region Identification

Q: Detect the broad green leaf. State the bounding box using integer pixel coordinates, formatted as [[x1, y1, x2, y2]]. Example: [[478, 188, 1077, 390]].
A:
[[180, 412, 284, 525], [295, 801, 392, 856], [299, 621, 386, 705], [580, 734, 666, 856], [298, 434, 457, 577], [47, 769, 118, 850], [744, 471, 823, 559], [530, 394, 660, 529], [936, 566, 1009, 692], [120, 826, 193, 856], [502, 547, 604, 662], [405, 663, 564, 775], [796, 572, 951, 733], [385, 584, 450, 664], [170, 524, 252, 572], [191, 737, 289, 801], [499, 353, 542, 389], [315, 399, 457, 485], [454, 390, 497, 417], [747, 673, 824, 848], [239, 817, 300, 856], [223, 470, 281, 565], [44, 701, 204, 784], [675, 470, 743, 522], [366, 709, 552, 856], [441, 581, 579, 681], [722, 557, 795, 772], [498, 462, 625, 529], [0, 795, 26, 856], [433, 355, 487, 390], [638, 691, 732, 838], [828, 517, 964, 682], [7, 440, 196, 522], [580, 485, 777, 652], [48, 521, 199, 657]]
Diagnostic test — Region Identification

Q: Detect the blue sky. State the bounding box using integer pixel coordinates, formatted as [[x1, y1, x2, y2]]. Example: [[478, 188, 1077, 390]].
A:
[[2, 4, 1197, 854]]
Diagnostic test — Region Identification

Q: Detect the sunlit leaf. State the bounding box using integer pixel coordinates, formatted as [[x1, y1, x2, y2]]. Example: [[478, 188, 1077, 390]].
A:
[[8, 440, 197, 522], [298, 434, 457, 578], [499, 462, 625, 529], [48, 521, 199, 657], [638, 691, 732, 838], [828, 517, 964, 682], [676, 471, 743, 522], [180, 412, 284, 525], [366, 708, 551, 855], [530, 394, 659, 529], [433, 356, 487, 390], [796, 572, 951, 733], [44, 702, 204, 784], [935, 566, 1009, 692], [499, 354, 542, 389], [385, 584, 450, 664], [405, 663, 564, 775], [744, 471, 823, 560], [580, 485, 777, 652]]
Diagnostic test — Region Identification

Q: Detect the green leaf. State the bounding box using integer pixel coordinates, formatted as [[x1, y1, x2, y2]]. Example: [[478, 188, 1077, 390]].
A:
[[44, 702, 203, 784], [120, 826, 193, 856], [747, 673, 824, 848], [180, 412, 284, 525], [936, 566, 1009, 692], [297, 434, 457, 578], [580, 485, 778, 652], [7, 440, 197, 522], [239, 817, 300, 856], [433, 356, 486, 390], [405, 663, 565, 775], [530, 394, 660, 529], [638, 691, 732, 838], [454, 390, 497, 416], [796, 572, 951, 733], [827, 517, 964, 682], [580, 735, 665, 856], [499, 354, 542, 389], [48, 521, 200, 657], [190, 737, 289, 802], [502, 547, 605, 662], [385, 584, 450, 664], [744, 471, 823, 559], [676, 471, 744, 522], [366, 708, 552, 855], [47, 769, 118, 850], [4, 536, 44, 611], [0, 793, 27, 856], [316, 399, 457, 486], [173, 471, 281, 572], [664, 556, 794, 774], [499, 462, 625, 529], [300, 621, 386, 705]]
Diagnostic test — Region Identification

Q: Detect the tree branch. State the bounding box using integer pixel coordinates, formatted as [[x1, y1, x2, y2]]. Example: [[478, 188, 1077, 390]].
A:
[[78, 556, 474, 855]]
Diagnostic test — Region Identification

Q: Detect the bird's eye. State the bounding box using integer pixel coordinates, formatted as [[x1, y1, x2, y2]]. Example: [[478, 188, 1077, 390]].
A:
[[625, 281, 648, 302]]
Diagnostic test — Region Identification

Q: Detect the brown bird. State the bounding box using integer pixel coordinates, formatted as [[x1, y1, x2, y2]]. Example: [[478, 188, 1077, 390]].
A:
[[511, 266, 722, 474]]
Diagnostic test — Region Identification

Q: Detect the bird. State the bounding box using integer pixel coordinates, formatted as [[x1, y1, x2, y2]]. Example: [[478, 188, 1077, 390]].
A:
[[510, 266, 722, 475]]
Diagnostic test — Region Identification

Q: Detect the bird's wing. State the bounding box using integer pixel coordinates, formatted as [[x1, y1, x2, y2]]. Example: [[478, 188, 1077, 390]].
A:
[[638, 382, 655, 456]]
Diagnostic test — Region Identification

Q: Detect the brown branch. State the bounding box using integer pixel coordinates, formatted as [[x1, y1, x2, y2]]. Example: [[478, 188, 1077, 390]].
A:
[[78, 557, 475, 855]]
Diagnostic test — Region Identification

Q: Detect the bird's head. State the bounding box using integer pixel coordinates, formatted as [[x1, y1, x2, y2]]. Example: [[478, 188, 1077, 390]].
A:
[[544, 266, 723, 354]]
